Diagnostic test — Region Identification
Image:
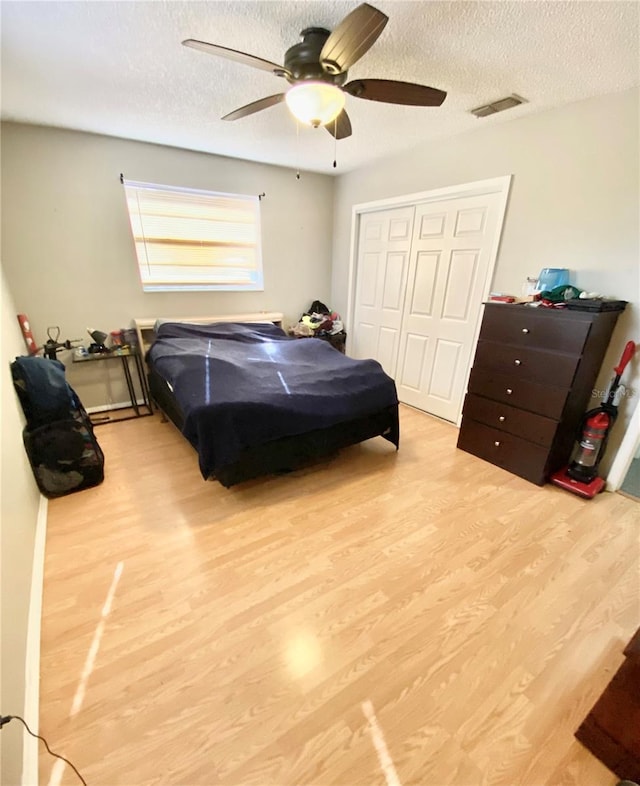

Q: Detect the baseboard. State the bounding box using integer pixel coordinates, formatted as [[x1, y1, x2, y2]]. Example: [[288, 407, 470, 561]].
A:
[[86, 399, 146, 414], [22, 495, 48, 786]]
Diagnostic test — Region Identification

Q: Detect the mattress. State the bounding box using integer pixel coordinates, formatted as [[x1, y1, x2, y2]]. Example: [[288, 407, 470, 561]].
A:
[[147, 321, 399, 483]]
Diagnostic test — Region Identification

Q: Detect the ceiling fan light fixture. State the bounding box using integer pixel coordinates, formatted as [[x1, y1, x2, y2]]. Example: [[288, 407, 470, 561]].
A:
[[285, 82, 345, 128]]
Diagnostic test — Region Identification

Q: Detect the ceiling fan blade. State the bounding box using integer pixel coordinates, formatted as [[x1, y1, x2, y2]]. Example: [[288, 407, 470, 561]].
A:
[[320, 3, 388, 75], [324, 109, 352, 140], [182, 39, 290, 78], [344, 79, 447, 106], [222, 93, 286, 122]]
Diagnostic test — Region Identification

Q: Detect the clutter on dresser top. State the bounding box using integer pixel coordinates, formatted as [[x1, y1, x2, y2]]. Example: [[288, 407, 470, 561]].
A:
[[488, 268, 627, 312]]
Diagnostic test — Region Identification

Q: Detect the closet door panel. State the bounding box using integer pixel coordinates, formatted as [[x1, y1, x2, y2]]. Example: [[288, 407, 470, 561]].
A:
[[382, 253, 407, 310], [377, 327, 399, 376], [352, 206, 415, 378], [410, 251, 439, 316], [359, 253, 379, 307], [429, 339, 462, 401], [356, 322, 378, 362], [399, 333, 429, 391], [396, 192, 507, 422], [442, 250, 479, 321]]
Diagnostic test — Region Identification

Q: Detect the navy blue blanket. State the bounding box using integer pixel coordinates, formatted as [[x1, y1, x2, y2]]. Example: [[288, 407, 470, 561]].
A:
[[147, 322, 398, 479]]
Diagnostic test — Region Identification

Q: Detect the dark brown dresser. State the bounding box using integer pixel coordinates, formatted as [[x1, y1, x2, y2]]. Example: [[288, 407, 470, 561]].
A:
[[457, 303, 621, 485]]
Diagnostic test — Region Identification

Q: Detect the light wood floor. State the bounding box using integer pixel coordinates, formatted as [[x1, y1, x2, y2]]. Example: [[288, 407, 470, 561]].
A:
[[40, 405, 639, 786]]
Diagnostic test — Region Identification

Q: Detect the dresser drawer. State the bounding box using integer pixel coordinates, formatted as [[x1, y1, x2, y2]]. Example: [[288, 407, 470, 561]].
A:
[[468, 367, 568, 419], [462, 393, 558, 448], [457, 419, 549, 485], [473, 341, 580, 388], [480, 305, 591, 354]]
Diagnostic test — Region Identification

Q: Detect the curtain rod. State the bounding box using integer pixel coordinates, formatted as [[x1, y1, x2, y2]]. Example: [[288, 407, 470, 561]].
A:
[[120, 174, 265, 200]]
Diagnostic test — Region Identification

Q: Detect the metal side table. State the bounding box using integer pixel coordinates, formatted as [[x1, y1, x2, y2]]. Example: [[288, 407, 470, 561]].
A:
[[72, 347, 152, 424]]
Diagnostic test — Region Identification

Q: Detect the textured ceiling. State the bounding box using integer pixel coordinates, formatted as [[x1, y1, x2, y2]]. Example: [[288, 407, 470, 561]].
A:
[[2, 1, 638, 175]]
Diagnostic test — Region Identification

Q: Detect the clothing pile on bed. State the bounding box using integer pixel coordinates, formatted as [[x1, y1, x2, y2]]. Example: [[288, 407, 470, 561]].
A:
[[289, 300, 345, 339]]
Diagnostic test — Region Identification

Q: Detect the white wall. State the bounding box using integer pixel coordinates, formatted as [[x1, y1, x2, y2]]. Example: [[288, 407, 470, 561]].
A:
[[3, 90, 638, 469], [1, 267, 43, 785], [1, 123, 334, 407], [332, 88, 640, 474]]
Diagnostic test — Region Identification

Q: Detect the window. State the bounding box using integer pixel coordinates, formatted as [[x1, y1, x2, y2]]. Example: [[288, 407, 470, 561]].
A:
[[122, 178, 263, 292]]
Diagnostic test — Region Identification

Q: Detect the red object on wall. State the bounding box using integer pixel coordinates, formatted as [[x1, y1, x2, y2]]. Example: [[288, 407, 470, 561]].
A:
[[17, 314, 38, 355]]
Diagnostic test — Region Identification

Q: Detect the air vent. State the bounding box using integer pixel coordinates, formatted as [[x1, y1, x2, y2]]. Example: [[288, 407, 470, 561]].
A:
[[470, 94, 527, 118]]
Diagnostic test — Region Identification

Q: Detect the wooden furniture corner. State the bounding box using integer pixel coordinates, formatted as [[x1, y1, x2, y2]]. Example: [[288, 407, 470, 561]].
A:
[[575, 628, 640, 782]]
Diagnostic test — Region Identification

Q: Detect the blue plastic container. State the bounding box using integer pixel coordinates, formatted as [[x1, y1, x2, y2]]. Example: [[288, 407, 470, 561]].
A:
[[536, 268, 570, 291]]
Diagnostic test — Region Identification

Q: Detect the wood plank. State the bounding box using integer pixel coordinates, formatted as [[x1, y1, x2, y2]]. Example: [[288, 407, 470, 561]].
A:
[[39, 405, 635, 785]]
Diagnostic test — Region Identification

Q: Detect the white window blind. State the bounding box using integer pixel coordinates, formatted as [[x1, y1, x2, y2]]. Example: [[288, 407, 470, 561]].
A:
[[122, 178, 263, 292]]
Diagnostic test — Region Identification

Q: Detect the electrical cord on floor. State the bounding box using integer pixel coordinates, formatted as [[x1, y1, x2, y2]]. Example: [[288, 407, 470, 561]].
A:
[[0, 714, 87, 785]]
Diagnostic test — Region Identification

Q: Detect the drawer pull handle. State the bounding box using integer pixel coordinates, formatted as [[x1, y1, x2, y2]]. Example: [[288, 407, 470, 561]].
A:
[[514, 359, 521, 366], [499, 416, 505, 422], [522, 328, 529, 334], [506, 388, 513, 395], [494, 441, 501, 447]]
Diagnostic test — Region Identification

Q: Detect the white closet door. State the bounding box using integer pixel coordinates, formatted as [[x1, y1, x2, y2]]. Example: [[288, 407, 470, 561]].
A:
[[351, 206, 415, 377], [395, 192, 505, 422]]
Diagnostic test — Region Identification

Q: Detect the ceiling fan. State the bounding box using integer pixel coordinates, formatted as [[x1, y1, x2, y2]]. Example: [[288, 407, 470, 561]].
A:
[[182, 2, 447, 140]]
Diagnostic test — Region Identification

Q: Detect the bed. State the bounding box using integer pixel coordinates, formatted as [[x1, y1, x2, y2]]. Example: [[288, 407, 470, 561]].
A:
[[144, 317, 399, 487]]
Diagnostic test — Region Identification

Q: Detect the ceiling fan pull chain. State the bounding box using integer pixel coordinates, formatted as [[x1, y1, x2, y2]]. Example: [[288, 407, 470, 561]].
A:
[[296, 119, 301, 180], [333, 117, 338, 169]]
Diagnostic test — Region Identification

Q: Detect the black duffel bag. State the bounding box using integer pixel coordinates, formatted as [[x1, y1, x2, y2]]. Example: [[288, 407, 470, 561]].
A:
[[11, 356, 105, 498]]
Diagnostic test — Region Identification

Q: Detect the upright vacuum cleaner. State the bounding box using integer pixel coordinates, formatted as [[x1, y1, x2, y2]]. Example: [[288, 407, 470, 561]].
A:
[[551, 341, 636, 499]]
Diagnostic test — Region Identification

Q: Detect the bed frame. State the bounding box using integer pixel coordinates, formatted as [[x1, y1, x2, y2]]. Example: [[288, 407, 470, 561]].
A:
[[140, 312, 399, 486], [149, 366, 399, 486], [133, 312, 284, 358]]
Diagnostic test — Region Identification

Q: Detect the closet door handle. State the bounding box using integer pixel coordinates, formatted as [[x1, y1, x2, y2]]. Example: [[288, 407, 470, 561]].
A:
[[506, 388, 513, 395], [499, 416, 505, 422], [522, 328, 529, 334], [494, 441, 501, 447], [514, 359, 521, 366]]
